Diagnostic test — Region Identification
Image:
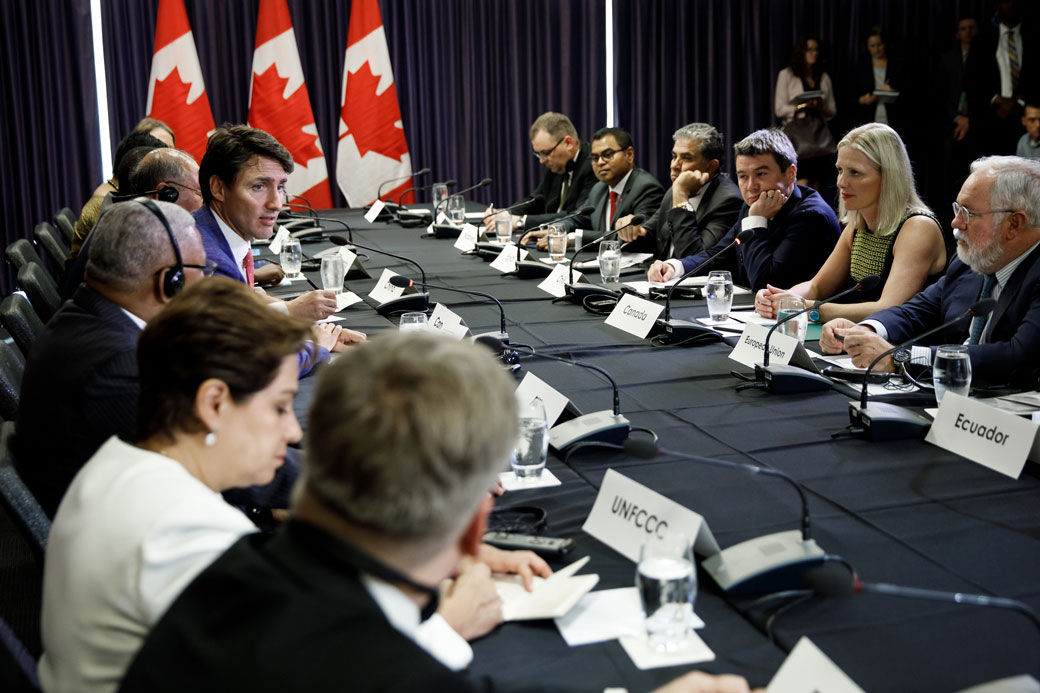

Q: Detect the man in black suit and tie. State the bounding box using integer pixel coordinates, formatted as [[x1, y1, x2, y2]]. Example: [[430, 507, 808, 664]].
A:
[[617, 123, 743, 260], [520, 126, 664, 248], [820, 156, 1040, 389], [486, 111, 598, 233]]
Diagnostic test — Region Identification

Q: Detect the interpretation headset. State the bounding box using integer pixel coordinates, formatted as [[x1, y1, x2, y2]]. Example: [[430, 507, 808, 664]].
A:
[[110, 184, 179, 204], [137, 198, 185, 299]]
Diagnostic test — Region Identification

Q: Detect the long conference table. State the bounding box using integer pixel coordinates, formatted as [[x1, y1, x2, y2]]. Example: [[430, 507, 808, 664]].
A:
[[268, 207, 1040, 692]]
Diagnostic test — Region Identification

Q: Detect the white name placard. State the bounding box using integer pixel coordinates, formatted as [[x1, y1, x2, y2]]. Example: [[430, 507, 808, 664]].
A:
[[604, 294, 664, 339], [515, 371, 570, 426], [454, 224, 479, 252], [269, 226, 291, 255], [583, 469, 720, 562], [767, 637, 865, 693], [335, 291, 362, 311], [925, 392, 1038, 479], [436, 211, 449, 225], [427, 303, 469, 339], [728, 322, 800, 369], [364, 199, 386, 223], [367, 268, 405, 304], [338, 247, 358, 275], [490, 244, 529, 273], [537, 263, 581, 298]]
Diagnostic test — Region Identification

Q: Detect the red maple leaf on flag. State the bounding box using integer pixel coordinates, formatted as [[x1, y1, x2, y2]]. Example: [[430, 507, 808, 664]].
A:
[[249, 65, 324, 167], [341, 61, 409, 162], [149, 66, 214, 162]]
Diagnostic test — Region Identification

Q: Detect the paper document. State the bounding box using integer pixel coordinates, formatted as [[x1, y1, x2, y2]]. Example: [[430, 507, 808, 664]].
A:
[[554, 587, 705, 647], [575, 252, 653, 270], [495, 556, 599, 621]]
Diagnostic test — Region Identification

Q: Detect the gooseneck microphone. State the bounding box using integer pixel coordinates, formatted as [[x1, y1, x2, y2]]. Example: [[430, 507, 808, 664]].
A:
[[481, 194, 545, 225], [653, 229, 755, 343], [482, 338, 632, 449], [433, 177, 493, 220], [389, 275, 509, 343], [748, 275, 882, 394], [845, 297, 996, 441], [548, 214, 646, 298], [508, 205, 597, 276], [376, 167, 430, 202], [328, 235, 431, 317], [565, 214, 646, 283], [398, 178, 457, 207]]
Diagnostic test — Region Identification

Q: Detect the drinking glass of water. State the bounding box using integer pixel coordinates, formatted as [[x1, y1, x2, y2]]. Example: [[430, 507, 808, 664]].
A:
[[431, 182, 449, 207], [933, 345, 972, 404], [279, 238, 302, 279], [705, 270, 733, 323], [493, 211, 512, 242], [637, 530, 696, 653], [399, 312, 428, 332], [598, 240, 621, 283], [547, 223, 568, 263], [776, 296, 807, 343], [511, 398, 548, 479], [446, 194, 466, 225], [319, 255, 345, 293]]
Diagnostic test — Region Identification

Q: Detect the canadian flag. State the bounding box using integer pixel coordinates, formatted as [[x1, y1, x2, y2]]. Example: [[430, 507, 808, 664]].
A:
[[248, 0, 333, 209], [336, 0, 414, 206], [145, 0, 216, 162]]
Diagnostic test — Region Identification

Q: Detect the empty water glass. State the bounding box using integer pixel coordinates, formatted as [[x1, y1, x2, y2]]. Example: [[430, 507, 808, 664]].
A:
[[598, 240, 621, 283], [637, 530, 696, 653], [705, 270, 733, 323], [399, 312, 428, 332], [933, 345, 972, 404], [776, 296, 807, 342], [446, 195, 466, 225]]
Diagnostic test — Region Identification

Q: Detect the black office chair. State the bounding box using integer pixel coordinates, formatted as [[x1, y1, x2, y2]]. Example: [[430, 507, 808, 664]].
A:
[[15, 265, 60, 324], [0, 614, 39, 692], [54, 207, 76, 245], [0, 295, 44, 357], [0, 422, 50, 565], [32, 222, 69, 281], [0, 341, 24, 423], [2, 240, 44, 275]]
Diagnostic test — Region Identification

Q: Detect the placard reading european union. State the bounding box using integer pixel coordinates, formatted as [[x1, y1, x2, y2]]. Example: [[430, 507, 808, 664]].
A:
[[364, 200, 385, 224], [367, 268, 405, 304], [728, 322, 800, 369], [604, 294, 664, 339], [925, 392, 1038, 479], [583, 469, 720, 561]]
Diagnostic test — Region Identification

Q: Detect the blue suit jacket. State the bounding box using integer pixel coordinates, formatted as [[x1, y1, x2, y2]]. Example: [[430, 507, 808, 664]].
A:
[[193, 205, 329, 377], [678, 184, 840, 291], [868, 246, 1040, 388]]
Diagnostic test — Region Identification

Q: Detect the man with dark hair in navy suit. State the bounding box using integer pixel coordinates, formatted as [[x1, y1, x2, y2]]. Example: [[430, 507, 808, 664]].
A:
[[648, 129, 840, 291], [821, 156, 1040, 389]]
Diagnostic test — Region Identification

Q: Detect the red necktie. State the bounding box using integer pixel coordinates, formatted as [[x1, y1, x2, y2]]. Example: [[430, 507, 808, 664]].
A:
[[608, 191, 619, 229], [243, 249, 254, 287]]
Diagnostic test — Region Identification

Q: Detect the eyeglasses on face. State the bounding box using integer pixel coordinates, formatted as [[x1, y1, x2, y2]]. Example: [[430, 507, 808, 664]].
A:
[[951, 201, 1015, 226], [533, 137, 565, 161]]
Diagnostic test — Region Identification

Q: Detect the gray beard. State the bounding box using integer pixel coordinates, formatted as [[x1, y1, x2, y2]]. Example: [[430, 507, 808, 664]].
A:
[[956, 238, 1003, 274]]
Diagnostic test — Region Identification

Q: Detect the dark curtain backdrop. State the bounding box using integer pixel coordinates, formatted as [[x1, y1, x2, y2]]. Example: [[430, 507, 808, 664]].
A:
[[0, 0, 100, 294], [613, 0, 995, 217], [101, 0, 606, 210]]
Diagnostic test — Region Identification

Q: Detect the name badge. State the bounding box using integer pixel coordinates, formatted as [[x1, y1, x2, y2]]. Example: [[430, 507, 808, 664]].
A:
[[728, 322, 799, 369], [427, 303, 469, 339], [454, 224, 479, 252], [767, 637, 865, 693], [364, 199, 386, 223], [537, 263, 582, 298], [925, 392, 1038, 479], [367, 268, 406, 304], [269, 226, 291, 255], [583, 469, 720, 562], [338, 247, 357, 275], [515, 371, 570, 426], [490, 244, 529, 273], [604, 294, 664, 339]]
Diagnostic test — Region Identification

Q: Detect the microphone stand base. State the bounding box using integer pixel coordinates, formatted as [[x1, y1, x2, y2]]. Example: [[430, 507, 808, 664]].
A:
[[472, 331, 509, 347], [432, 224, 462, 239], [375, 292, 430, 318], [847, 402, 932, 441], [549, 411, 630, 451], [652, 318, 721, 344], [754, 364, 833, 394], [515, 260, 554, 279], [557, 283, 620, 304], [702, 530, 826, 595]]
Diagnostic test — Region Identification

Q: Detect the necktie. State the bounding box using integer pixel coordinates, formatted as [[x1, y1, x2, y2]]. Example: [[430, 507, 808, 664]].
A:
[[1008, 32, 1020, 91], [608, 191, 619, 230], [243, 249, 255, 287], [558, 175, 570, 212], [967, 273, 996, 345]]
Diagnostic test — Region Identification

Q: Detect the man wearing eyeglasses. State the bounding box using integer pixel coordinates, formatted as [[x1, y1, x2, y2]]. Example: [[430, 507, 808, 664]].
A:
[[520, 126, 664, 248], [486, 112, 597, 233], [820, 156, 1040, 389]]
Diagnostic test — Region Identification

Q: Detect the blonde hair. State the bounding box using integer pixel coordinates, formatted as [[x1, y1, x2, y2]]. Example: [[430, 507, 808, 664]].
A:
[[837, 123, 929, 236]]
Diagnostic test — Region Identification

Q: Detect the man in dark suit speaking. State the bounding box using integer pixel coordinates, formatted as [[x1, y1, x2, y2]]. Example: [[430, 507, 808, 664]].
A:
[[618, 122, 743, 260], [821, 156, 1040, 389]]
